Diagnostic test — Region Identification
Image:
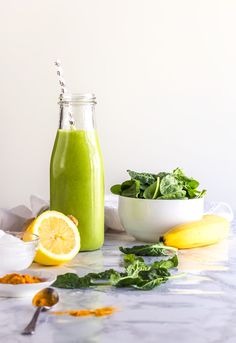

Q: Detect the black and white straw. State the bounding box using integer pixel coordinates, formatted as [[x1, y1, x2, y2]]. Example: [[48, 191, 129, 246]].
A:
[[54, 59, 75, 127], [54, 59, 68, 94]]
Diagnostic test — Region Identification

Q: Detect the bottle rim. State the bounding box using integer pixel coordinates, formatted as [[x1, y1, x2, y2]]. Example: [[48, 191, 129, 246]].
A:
[[59, 93, 96, 104]]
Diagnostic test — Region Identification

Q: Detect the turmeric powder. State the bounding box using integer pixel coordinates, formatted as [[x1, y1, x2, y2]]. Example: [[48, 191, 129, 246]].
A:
[[51, 306, 117, 317], [0, 273, 43, 284]]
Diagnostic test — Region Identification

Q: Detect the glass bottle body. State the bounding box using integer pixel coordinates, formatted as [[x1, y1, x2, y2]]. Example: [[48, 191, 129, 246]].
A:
[[50, 94, 104, 251]]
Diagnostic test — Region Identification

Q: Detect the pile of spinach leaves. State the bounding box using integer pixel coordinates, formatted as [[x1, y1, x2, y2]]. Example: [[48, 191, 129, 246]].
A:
[[53, 243, 180, 291], [110, 168, 206, 200]]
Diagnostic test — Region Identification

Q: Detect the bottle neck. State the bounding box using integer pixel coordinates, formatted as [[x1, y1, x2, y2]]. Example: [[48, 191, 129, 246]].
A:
[[59, 102, 96, 131]]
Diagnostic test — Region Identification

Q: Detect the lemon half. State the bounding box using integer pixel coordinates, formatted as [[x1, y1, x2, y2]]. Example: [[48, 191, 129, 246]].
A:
[[26, 210, 80, 265]]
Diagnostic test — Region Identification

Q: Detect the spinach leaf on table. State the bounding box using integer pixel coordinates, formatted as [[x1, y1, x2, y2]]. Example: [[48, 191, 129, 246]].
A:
[[110, 254, 178, 290], [123, 254, 145, 267], [125, 257, 149, 276], [119, 242, 177, 256], [132, 267, 172, 290], [53, 269, 117, 289], [132, 277, 168, 290], [52, 272, 84, 289], [151, 254, 178, 269], [123, 254, 178, 270]]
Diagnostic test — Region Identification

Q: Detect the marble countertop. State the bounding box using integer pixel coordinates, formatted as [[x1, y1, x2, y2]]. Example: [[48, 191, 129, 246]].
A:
[[1, 225, 236, 343]]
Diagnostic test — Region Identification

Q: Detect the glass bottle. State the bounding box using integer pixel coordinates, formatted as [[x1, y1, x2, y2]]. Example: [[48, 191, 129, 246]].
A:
[[50, 93, 104, 251]]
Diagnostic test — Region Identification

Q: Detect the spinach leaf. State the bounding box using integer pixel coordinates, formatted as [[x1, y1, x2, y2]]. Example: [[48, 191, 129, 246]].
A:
[[86, 269, 118, 281], [121, 180, 140, 198], [110, 184, 121, 195], [186, 188, 199, 199], [52, 273, 92, 289], [143, 177, 160, 199], [172, 167, 185, 178], [173, 168, 202, 198], [133, 268, 171, 290], [114, 255, 179, 290], [132, 277, 168, 290], [52, 269, 117, 289], [123, 254, 144, 267], [127, 170, 157, 185], [159, 175, 182, 195], [119, 242, 177, 256], [111, 272, 157, 289], [125, 258, 149, 275], [111, 254, 178, 290], [52, 273, 83, 289], [157, 172, 169, 179], [110, 274, 141, 287], [151, 255, 178, 269], [124, 254, 178, 273], [198, 189, 207, 198], [138, 268, 170, 281], [188, 179, 200, 189], [173, 168, 199, 186]]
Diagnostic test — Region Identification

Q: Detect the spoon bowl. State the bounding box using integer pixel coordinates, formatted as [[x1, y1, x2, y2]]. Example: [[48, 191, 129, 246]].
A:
[[32, 287, 59, 308]]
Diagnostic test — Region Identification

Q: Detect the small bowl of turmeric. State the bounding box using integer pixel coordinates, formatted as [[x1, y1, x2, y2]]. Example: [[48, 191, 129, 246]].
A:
[[0, 271, 56, 297]]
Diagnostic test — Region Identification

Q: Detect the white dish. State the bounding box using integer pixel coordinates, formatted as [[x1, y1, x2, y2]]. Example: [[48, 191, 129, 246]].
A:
[[0, 231, 39, 272], [118, 196, 204, 242], [0, 270, 56, 298]]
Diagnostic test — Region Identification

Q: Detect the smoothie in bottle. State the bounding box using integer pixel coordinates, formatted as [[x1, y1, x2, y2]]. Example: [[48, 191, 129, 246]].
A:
[[50, 93, 104, 251]]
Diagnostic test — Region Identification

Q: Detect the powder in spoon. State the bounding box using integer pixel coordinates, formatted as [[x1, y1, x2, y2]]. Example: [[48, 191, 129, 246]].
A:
[[51, 306, 117, 317]]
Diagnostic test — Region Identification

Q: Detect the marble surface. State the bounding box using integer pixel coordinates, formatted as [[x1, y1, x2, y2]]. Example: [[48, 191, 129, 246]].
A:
[[1, 225, 236, 343]]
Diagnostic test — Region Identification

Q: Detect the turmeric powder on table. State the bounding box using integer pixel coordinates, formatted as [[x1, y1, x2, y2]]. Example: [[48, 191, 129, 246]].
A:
[[52, 307, 117, 317]]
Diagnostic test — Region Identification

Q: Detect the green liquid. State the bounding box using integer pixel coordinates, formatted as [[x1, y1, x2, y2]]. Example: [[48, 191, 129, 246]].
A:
[[50, 129, 104, 251]]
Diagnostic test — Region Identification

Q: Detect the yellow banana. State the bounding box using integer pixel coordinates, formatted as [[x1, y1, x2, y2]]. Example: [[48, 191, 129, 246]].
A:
[[162, 214, 229, 249]]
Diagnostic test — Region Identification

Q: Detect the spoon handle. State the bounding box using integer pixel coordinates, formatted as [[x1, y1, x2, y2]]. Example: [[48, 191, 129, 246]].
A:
[[21, 307, 43, 335]]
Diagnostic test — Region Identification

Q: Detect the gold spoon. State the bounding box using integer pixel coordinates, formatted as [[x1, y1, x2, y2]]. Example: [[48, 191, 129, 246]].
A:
[[22, 287, 59, 335]]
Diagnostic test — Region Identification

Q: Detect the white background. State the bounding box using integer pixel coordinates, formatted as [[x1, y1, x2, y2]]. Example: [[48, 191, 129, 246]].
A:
[[0, 0, 235, 209]]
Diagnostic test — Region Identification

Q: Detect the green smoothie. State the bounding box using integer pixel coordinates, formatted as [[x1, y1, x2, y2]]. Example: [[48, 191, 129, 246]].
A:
[[50, 129, 104, 251]]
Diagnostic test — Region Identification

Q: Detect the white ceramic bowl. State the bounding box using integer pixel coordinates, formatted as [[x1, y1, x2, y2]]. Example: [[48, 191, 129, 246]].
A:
[[118, 196, 204, 242], [0, 270, 56, 298]]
